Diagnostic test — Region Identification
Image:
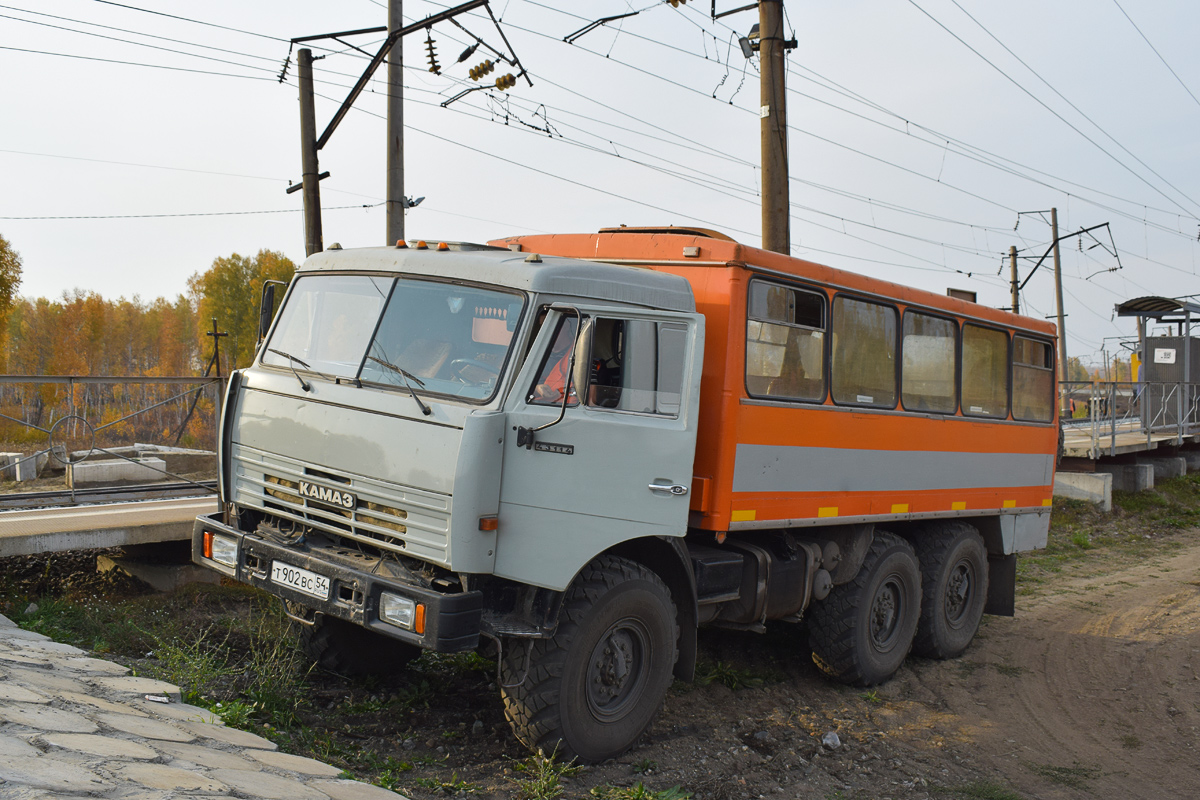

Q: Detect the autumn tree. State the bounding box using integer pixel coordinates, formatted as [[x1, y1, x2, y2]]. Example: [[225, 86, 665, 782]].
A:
[[188, 249, 295, 371]]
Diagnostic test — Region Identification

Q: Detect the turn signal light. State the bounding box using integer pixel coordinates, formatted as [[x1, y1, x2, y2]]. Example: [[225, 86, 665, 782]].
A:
[[415, 240, 428, 249], [478, 515, 499, 531], [437, 242, 449, 251], [414, 604, 426, 635]]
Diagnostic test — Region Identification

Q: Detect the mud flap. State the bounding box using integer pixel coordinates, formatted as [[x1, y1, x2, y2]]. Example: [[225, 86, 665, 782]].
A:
[[985, 553, 1016, 616]]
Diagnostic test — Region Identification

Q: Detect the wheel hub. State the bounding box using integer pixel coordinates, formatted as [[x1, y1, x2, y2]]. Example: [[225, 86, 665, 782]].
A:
[[944, 562, 972, 623], [870, 582, 902, 650], [586, 619, 649, 720]]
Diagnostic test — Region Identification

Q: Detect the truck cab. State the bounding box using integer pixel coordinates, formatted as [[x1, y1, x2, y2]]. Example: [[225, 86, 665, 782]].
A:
[[193, 241, 705, 762]]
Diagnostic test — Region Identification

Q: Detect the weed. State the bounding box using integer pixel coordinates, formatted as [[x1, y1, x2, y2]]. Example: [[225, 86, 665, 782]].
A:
[[695, 660, 768, 690], [510, 747, 583, 800], [1028, 762, 1101, 789], [1069, 531, 1093, 550], [211, 699, 254, 729], [993, 664, 1026, 678], [933, 781, 1025, 800], [1120, 733, 1142, 749], [860, 689, 883, 705], [373, 758, 415, 792], [632, 759, 657, 774], [590, 783, 691, 800], [411, 772, 481, 794]]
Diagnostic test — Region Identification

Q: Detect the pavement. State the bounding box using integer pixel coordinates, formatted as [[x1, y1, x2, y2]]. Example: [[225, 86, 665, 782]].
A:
[[0, 612, 405, 799]]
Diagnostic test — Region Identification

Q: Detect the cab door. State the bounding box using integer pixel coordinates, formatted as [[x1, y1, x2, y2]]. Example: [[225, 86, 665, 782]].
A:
[[494, 306, 704, 591]]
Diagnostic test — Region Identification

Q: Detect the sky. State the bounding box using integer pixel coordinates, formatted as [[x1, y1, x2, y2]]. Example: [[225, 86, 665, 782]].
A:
[[3, 0, 1199, 368]]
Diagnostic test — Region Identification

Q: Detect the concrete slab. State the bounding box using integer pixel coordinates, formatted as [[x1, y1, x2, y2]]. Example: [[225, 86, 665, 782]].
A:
[[0, 497, 219, 558], [68, 457, 167, 488], [1095, 463, 1155, 493], [1138, 456, 1187, 479], [1053, 472, 1113, 512]]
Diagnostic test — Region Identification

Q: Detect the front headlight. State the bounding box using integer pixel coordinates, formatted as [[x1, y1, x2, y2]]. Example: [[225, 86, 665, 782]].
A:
[[380, 593, 417, 629], [203, 531, 238, 567]]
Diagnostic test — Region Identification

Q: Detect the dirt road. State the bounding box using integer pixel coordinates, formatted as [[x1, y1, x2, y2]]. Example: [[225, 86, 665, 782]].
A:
[[905, 542, 1200, 799], [589, 539, 1200, 800]]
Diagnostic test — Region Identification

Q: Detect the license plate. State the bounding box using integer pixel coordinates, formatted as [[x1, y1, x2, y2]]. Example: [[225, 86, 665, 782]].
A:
[[270, 561, 330, 600]]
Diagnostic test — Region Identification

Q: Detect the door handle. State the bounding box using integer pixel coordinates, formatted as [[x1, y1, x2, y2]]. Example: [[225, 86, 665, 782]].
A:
[[648, 481, 688, 496]]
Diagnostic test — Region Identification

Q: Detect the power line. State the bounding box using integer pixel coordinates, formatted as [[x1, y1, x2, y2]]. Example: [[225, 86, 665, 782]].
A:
[[906, 0, 1200, 219], [0, 45, 275, 80], [1111, 0, 1200, 112], [0, 203, 382, 221], [943, 0, 1200, 216], [87, 0, 290, 43]]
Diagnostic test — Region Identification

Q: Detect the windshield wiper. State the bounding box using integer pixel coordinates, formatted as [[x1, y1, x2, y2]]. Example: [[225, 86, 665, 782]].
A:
[[267, 348, 314, 392], [367, 355, 432, 416]]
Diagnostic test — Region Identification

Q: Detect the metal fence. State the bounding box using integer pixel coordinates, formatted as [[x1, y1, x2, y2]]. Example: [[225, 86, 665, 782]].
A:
[[0, 375, 223, 499], [1060, 379, 1200, 458]]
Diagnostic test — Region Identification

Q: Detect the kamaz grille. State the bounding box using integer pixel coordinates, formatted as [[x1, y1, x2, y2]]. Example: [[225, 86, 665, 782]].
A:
[[231, 444, 451, 565]]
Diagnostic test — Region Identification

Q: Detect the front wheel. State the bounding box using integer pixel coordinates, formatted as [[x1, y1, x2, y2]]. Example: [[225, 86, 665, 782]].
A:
[[808, 531, 921, 686], [500, 555, 678, 763]]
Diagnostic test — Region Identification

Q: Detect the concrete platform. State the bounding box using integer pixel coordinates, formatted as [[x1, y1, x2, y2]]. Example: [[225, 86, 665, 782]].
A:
[[0, 497, 218, 557], [0, 613, 403, 799]]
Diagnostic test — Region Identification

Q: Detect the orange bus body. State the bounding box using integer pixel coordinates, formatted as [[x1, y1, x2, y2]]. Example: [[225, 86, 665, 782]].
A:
[[494, 229, 1058, 535]]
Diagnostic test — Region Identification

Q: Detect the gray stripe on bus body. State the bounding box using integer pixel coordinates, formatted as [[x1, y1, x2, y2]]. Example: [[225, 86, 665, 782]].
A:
[[732, 444, 1055, 494]]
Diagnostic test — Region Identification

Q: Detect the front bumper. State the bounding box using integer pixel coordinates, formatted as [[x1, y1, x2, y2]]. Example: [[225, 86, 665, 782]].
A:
[[192, 512, 482, 652]]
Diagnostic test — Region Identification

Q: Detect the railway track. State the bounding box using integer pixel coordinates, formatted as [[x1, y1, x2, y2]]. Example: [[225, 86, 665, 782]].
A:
[[0, 480, 218, 510]]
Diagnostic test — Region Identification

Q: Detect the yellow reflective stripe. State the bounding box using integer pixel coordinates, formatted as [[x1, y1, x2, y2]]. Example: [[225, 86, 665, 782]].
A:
[[1002, 500, 1016, 508], [818, 507, 839, 517], [891, 503, 909, 513], [731, 509, 756, 522], [1042, 498, 1053, 507], [951, 501, 967, 510]]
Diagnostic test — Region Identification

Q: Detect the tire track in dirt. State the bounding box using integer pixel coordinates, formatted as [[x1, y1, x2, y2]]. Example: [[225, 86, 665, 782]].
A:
[[909, 543, 1200, 799]]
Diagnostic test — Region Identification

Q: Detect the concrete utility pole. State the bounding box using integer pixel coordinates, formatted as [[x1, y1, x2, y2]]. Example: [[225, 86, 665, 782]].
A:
[[759, 0, 790, 255], [297, 49, 323, 257], [1009, 245, 1019, 314], [1050, 207, 1068, 381], [386, 0, 405, 246]]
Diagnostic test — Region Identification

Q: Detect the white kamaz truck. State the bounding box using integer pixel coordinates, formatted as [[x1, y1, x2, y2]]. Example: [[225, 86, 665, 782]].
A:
[[194, 230, 1058, 762]]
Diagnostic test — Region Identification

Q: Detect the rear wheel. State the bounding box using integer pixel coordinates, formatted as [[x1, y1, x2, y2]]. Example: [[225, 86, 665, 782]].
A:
[[910, 522, 988, 659], [808, 532, 921, 686], [289, 605, 421, 677], [500, 555, 678, 763]]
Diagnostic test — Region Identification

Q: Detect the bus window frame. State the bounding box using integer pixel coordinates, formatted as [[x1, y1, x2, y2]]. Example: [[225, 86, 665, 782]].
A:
[[742, 276, 829, 405], [899, 307, 960, 416], [1011, 334, 1056, 423], [829, 293, 901, 410], [959, 321, 1011, 420]]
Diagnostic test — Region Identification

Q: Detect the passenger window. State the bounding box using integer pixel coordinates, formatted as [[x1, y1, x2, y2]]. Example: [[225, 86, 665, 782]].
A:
[[1013, 337, 1053, 422], [962, 324, 1009, 418], [527, 316, 580, 407], [902, 312, 957, 413], [831, 297, 897, 407], [583, 317, 687, 416], [745, 280, 825, 401]]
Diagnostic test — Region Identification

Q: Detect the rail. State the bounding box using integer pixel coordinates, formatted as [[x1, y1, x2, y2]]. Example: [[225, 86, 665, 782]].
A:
[[1060, 380, 1200, 459]]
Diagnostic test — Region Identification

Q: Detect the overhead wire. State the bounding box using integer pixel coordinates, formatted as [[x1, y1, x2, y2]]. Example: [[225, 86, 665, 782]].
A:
[[906, 0, 1200, 219], [1111, 0, 1200, 112]]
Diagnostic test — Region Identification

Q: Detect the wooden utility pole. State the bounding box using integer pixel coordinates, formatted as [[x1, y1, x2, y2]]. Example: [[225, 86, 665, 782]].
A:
[[1050, 207, 1068, 381], [298, 48, 323, 257], [759, 0, 790, 254], [386, 0, 405, 246], [1009, 245, 1019, 314]]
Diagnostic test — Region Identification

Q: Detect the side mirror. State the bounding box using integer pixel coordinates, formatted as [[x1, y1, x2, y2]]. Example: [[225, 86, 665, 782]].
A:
[[570, 317, 594, 400], [258, 282, 279, 343]]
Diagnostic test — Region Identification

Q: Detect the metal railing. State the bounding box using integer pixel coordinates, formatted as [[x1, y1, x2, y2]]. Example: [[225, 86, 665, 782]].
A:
[[1060, 379, 1200, 458], [0, 375, 223, 503]]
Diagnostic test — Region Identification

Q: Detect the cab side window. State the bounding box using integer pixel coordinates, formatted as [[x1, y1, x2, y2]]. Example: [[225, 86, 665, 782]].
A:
[[585, 317, 687, 417]]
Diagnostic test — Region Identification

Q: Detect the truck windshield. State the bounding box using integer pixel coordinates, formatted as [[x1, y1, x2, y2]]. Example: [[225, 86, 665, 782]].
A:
[[263, 274, 524, 402]]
